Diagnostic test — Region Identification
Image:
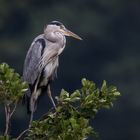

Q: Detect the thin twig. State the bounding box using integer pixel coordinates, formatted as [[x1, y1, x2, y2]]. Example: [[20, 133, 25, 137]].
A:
[[4, 104, 10, 135], [10, 101, 18, 117], [16, 128, 29, 140], [4, 105, 8, 135]]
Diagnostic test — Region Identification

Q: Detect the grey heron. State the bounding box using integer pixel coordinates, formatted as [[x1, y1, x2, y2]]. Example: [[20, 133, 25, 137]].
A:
[[23, 21, 82, 126]]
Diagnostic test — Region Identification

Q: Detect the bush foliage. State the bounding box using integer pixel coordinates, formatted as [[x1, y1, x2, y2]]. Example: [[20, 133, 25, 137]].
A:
[[0, 63, 27, 104], [0, 63, 120, 140]]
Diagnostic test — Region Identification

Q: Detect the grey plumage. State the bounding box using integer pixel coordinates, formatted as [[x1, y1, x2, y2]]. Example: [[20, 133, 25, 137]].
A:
[[23, 34, 45, 85], [22, 21, 82, 126]]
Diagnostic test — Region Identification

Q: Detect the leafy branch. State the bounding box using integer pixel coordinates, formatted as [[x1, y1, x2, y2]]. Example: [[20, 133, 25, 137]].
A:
[[25, 79, 120, 140], [0, 63, 27, 137], [0, 63, 120, 140]]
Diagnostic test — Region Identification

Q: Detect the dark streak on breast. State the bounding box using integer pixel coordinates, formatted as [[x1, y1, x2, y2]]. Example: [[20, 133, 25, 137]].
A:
[[36, 38, 46, 56]]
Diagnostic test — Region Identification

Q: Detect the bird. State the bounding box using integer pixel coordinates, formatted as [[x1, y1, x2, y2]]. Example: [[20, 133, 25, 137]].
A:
[[22, 21, 82, 126]]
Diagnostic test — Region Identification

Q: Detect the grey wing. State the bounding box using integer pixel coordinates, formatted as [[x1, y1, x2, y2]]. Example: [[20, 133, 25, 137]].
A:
[[23, 38, 45, 85]]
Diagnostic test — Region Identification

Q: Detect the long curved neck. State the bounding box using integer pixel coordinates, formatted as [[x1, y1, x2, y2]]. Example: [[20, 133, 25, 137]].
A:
[[44, 31, 66, 48], [44, 32, 58, 42]]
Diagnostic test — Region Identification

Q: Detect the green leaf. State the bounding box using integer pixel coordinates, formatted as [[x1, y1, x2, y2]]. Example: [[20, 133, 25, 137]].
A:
[[81, 78, 87, 86], [101, 80, 107, 92], [113, 92, 120, 96], [60, 89, 69, 98], [70, 90, 81, 98]]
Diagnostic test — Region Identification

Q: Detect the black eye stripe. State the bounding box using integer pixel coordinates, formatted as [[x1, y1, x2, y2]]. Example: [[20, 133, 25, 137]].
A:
[[49, 21, 63, 26]]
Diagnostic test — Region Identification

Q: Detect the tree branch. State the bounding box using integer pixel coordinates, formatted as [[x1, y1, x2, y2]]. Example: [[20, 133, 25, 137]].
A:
[[10, 101, 18, 118], [4, 104, 10, 136], [16, 128, 29, 140]]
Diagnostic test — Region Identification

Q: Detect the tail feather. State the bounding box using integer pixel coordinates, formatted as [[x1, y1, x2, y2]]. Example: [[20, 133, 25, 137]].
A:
[[22, 89, 32, 114], [27, 96, 31, 114]]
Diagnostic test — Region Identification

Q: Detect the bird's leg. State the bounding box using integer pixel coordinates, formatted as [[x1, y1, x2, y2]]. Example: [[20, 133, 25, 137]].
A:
[[47, 84, 56, 110], [29, 77, 40, 128], [29, 111, 33, 128]]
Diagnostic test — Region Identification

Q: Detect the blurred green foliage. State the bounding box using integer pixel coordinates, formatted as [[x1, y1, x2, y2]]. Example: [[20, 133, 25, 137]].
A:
[[0, 135, 9, 140], [0, 63, 27, 104]]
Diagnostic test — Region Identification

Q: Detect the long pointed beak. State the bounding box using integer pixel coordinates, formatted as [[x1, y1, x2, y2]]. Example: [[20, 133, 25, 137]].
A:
[[62, 28, 82, 40]]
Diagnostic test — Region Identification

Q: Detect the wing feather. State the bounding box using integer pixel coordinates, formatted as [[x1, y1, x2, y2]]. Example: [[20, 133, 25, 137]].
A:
[[23, 34, 46, 85]]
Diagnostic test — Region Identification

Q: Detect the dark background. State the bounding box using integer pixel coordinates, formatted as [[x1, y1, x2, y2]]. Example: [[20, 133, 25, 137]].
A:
[[0, 0, 140, 139]]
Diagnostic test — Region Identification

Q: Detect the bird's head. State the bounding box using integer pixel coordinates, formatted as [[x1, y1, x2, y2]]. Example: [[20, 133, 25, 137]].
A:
[[44, 21, 82, 40]]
